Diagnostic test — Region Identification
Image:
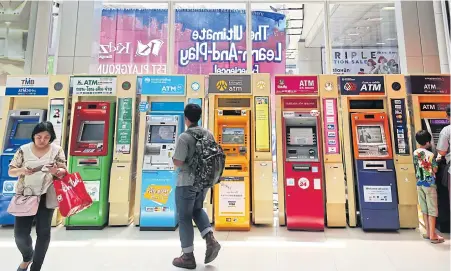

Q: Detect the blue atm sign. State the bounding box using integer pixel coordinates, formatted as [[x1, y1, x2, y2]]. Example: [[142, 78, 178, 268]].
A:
[[339, 76, 385, 95], [141, 75, 186, 95], [5, 76, 49, 96]]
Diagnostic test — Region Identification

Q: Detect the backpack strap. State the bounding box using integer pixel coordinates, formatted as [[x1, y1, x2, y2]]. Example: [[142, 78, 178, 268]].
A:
[[185, 128, 204, 141]]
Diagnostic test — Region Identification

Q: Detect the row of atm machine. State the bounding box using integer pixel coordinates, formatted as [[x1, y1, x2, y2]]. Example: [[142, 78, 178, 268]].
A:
[[0, 74, 449, 232]]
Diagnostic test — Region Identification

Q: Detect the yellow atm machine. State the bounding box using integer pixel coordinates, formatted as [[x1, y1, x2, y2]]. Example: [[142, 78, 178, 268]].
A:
[[208, 74, 273, 231], [0, 76, 70, 226], [407, 75, 451, 232], [134, 75, 205, 230], [65, 75, 137, 229], [340, 75, 417, 230]]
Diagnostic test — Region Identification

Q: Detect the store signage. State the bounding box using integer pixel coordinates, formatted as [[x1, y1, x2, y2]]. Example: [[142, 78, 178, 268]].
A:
[[391, 99, 410, 155], [322, 98, 340, 154], [283, 98, 317, 109], [141, 76, 186, 95], [275, 76, 318, 95], [71, 76, 116, 95], [208, 75, 251, 94], [420, 102, 450, 112], [406, 75, 451, 95], [339, 76, 385, 95], [5, 76, 49, 96]]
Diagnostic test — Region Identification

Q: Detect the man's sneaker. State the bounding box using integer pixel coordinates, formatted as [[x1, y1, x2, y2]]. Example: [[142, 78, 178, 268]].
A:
[[204, 232, 221, 264], [172, 252, 196, 270]]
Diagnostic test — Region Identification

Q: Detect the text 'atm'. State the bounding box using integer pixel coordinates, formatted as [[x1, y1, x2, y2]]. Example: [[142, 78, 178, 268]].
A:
[[0, 110, 46, 225]]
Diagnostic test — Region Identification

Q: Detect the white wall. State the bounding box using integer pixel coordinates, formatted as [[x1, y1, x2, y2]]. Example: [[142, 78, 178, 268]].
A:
[[297, 42, 322, 74], [0, 28, 26, 59]]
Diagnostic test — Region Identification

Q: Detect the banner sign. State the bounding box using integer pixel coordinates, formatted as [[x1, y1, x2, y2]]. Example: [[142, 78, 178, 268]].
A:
[[49, 99, 65, 146], [321, 48, 400, 75], [322, 98, 340, 154], [283, 98, 318, 109], [116, 98, 133, 154], [275, 76, 318, 95], [255, 97, 270, 152], [390, 99, 410, 155], [419, 102, 450, 112], [141, 76, 186, 95], [339, 76, 385, 95], [406, 76, 451, 95], [5, 76, 49, 96], [71, 76, 116, 95], [208, 74, 251, 94], [99, 9, 286, 76]]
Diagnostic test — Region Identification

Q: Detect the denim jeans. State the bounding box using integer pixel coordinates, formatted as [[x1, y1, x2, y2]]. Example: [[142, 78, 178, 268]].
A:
[[14, 194, 54, 271], [176, 186, 212, 253]]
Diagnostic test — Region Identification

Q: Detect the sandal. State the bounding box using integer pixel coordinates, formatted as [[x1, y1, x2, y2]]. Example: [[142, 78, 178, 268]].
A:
[[422, 234, 430, 239], [430, 237, 445, 244]]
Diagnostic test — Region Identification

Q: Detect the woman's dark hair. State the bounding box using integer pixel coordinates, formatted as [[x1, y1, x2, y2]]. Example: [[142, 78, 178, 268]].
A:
[[31, 121, 57, 143]]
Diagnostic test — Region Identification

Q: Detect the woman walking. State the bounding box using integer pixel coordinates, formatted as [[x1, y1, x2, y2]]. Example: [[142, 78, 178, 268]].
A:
[[8, 121, 66, 271]]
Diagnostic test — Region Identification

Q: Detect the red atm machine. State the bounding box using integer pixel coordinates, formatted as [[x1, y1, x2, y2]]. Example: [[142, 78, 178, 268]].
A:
[[281, 99, 324, 230]]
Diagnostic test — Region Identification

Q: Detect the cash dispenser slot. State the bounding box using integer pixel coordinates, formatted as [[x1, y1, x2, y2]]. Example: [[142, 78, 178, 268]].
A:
[[349, 100, 384, 110], [292, 164, 311, 171], [363, 161, 393, 171], [78, 159, 99, 166], [225, 165, 243, 170], [19, 111, 30, 116], [222, 110, 242, 116]]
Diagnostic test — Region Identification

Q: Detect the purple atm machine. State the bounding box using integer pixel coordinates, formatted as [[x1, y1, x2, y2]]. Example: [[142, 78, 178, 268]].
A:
[[0, 109, 46, 225], [351, 112, 400, 231]]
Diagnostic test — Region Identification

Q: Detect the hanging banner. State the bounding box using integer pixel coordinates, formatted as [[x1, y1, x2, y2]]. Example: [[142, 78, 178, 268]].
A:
[[71, 76, 117, 95], [255, 97, 270, 152], [275, 76, 318, 95], [339, 76, 385, 95], [99, 9, 286, 77], [116, 98, 133, 154], [49, 99, 65, 146], [5, 77, 49, 96], [390, 99, 410, 155], [321, 48, 400, 75], [406, 75, 451, 95]]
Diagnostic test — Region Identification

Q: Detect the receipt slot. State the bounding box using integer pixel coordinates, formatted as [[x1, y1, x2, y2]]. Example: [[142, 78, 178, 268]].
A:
[[140, 115, 180, 230], [66, 101, 115, 229], [351, 113, 399, 230], [0, 110, 46, 225], [283, 113, 324, 230]]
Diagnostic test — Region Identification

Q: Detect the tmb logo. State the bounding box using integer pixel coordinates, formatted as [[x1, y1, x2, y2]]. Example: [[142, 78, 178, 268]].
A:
[[21, 78, 35, 86]]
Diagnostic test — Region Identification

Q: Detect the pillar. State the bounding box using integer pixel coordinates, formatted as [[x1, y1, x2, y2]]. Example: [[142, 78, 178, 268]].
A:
[[55, 0, 102, 74], [433, 0, 450, 73]]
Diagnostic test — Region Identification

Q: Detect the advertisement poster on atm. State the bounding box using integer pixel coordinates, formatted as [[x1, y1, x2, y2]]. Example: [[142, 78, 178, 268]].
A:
[[140, 174, 176, 224], [218, 179, 245, 217], [98, 9, 286, 76]]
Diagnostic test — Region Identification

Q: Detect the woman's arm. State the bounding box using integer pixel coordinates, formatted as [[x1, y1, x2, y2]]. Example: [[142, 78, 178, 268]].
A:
[[8, 149, 32, 177], [48, 148, 67, 177]]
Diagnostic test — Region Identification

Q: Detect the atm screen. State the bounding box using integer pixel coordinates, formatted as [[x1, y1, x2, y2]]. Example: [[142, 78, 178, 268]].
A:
[[422, 119, 449, 148], [14, 122, 36, 139], [289, 127, 315, 146], [80, 122, 105, 142], [356, 125, 384, 144], [149, 125, 176, 144], [222, 127, 245, 144]]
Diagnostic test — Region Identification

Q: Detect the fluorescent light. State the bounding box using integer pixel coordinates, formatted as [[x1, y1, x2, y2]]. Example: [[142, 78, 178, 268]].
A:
[[382, 6, 395, 10], [377, 42, 386, 45], [366, 17, 383, 21], [386, 38, 397, 41], [348, 33, 360, 36]]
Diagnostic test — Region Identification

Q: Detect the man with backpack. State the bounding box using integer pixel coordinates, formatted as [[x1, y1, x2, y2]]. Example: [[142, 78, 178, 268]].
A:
[[172, 104, 224, 269]]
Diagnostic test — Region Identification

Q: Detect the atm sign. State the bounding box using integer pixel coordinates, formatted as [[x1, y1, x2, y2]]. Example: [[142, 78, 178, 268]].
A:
[[283, 98, 318, 109], [275, 76, 318, 95]]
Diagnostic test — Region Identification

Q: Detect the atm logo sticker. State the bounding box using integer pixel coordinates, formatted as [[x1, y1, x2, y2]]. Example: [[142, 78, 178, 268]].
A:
[[344, 82, 357, 92], [143, 185, 172, 205], [328, 132, 336, 137], [327, 124, 335, 130]]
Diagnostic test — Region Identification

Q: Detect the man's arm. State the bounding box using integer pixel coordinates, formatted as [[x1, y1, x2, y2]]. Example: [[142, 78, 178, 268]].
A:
[[172, 135, 188, 168], [436, 127, 450, 156]]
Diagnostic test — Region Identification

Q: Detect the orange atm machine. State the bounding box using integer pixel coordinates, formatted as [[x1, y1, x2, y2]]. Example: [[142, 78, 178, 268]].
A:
[[208, 74, 273, 231], [407, 75, 451, 233]]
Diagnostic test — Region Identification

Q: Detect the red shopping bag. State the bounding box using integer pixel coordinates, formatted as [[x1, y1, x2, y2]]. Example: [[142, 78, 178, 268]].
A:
[[53, 172, 93, 217]]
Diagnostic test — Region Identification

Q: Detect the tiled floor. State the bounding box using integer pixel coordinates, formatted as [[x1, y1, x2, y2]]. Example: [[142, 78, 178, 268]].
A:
[[0, 224, 449, 271]]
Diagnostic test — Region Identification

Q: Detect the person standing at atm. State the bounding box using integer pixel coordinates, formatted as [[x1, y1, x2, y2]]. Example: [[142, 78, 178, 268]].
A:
[[436, 106, 450, 193], [8, 121, 67, 271], [171, 104, 221, 269], [413, 130, 444, 244]]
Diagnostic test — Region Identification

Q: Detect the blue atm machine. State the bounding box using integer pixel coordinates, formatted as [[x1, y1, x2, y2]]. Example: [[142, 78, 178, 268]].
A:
[[350, 112, 400, 230], [0, 109, 46, 225], [140, 114, 182, 231]]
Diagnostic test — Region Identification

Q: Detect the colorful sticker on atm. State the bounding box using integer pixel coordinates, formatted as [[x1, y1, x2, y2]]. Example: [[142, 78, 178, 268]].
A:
[[2, 180, 17, 195], [298, 178, 310, 189], [328, 139, 336, 145], [328, 132, 336, 137], [327, 124, 335, 130], [328, 147, 337, 153], [143, 185, 172, 205], [286, 178, 295, 186], [326, 117, 334, 123], [283, 111, 295, 118]]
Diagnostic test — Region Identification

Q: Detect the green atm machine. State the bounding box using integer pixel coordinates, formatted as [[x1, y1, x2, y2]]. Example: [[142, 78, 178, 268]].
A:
[[64, 76, 118, 229]]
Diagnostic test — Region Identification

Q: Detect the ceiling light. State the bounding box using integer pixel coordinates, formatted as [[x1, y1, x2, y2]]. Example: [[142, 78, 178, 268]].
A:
[[377, 42, 386, 45], [386, 38, 397, 41], [366, 17, 383, 21], [348, 33, 360, 36], [382, 6, 395, 10]]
